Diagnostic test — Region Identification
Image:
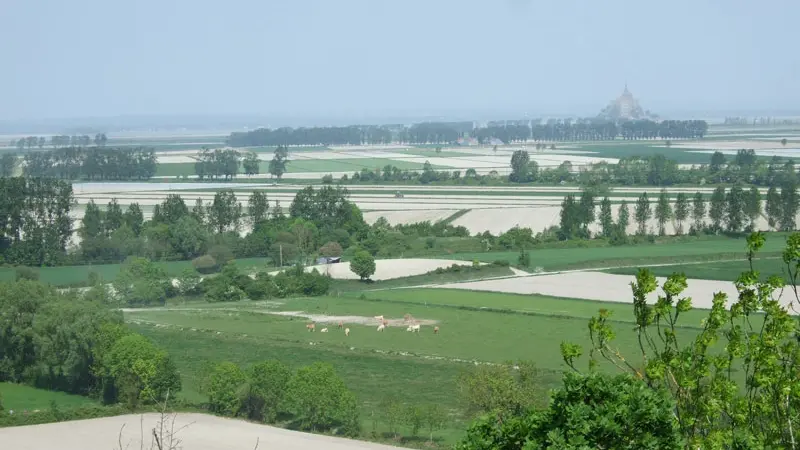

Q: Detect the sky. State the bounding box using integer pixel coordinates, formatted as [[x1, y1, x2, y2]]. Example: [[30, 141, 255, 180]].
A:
[[1, 0, 798, 122]]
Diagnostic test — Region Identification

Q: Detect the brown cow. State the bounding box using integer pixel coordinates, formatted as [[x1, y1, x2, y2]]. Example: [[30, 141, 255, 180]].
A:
[[434, 326, 439, 335], [338, 321, 344, 329], [306, 323, 315, 332]]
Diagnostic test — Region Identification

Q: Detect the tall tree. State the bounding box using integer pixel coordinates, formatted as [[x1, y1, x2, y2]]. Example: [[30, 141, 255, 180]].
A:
[[80, 201, 104, 240], [674, 192, 689, 235], [744, 186, 762, 230], [779, 182, 799, 231], [191, 198, 206, 225], [691, 192, 706, 231], [104, 199, 124, 236], [268, 145, 289, 180], [558, 194, 580, 240], [208, 190, 242, 234], [654, 189, 673, 235], [634, 193, 651, 235], [153, 194, 188, 225], [248, 191, 270, 225], [577, 189, 596, 235], [725, 186, 746, 233], [708, 187, 726, 233], [242, 152, 260, 177], [709, 151, 726, 173], [599, 197, 613, 237], [509, 150, 531, 183], [123, 203, 144, 236], [765, 186, 781, 230], [617, 200, 630, 235]]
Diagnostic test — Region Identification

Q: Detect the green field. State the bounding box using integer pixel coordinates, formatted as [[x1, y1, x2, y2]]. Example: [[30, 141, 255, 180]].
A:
[[155, 157, 447, 177], [0, 383, 97, 411], [0, 257, 272, 286], [447, 234, 788, 270], [604, 256, 786, 281], [126, 287, 713, 445]]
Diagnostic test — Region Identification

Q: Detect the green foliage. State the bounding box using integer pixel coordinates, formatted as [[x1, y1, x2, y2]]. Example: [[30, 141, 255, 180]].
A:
[[240, 360, 291, 423], [559, 232, 800, 448], [104, 333, 181, 408], [14, 266, 39, 281], [112, 256, 169, 306], [457, 361, 545, 418], [205, 361, 246, 416], [350, 250, 376, 281], [456, 372, 682, 450], [192, 254, 219, 274], [379, 394, 406, 438], [282, 362, 360, 436]]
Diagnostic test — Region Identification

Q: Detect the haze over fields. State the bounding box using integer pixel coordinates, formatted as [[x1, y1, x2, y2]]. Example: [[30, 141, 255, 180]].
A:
[[1, 0, 799, 126]]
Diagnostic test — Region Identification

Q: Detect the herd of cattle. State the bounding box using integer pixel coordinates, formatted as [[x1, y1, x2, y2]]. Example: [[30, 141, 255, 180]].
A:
[[305, 314, 439, 336]]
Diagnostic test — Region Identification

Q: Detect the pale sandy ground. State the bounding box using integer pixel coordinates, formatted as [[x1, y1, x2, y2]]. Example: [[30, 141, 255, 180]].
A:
[[688, 149, 800, 157], [0, 413, 406, 450], [666, 140, 800, 151], [271, 258, 475, 280], [435, 271, 800, 314], [363, 209, 457, 225], [269, 311, 439, 327]]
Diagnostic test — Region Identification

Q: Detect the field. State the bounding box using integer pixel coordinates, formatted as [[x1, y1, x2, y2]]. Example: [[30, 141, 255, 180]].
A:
[[0, 382, 97, 411]]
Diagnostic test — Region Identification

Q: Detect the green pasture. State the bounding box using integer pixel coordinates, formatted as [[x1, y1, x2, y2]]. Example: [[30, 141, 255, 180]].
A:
[[604, 256, 786, 281], [155, 157, 448, 177], [0, 382, 97, 411], [0, 257, 272, 286], [446, 234, 788, 271]]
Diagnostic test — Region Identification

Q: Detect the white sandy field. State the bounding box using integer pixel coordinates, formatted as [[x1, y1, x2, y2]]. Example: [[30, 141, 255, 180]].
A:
[[0, 413, 406, 450], [435, 271, 800, 314], [271, 258, 477, 280]]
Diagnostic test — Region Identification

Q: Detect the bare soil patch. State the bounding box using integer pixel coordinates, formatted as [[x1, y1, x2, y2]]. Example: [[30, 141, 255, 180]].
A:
[[270, 311, 439, 327]]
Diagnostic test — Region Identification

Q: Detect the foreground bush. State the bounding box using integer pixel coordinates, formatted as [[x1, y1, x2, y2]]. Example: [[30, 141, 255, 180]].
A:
[[282, 362, 360, 436]]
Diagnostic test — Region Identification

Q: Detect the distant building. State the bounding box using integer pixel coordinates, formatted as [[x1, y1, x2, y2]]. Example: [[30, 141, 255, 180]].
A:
[[316, 256, 342, 265], [597, 85, 659, 122]]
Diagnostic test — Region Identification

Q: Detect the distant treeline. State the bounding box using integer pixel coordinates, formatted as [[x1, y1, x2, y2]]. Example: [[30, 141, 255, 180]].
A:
[[8, 133, 108, 149], [22, 146, 157, 180], [227, 119, 708, 147]]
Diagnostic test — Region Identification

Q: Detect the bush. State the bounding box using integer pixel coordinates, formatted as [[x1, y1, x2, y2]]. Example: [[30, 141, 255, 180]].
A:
[[15, 266, 39, 281], [208, 245, 234, 266], [205, 362, 246, 416], [350, 251, 376, 281], [282, 362, 360, 436], [241, 360, 292, 423], [192, 254, 218, 274]]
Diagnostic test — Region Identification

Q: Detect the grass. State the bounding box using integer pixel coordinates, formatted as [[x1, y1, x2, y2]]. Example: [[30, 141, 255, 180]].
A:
[[154, 157, 448, 177], [125, 286, 714, 445], [604, 256, 786, 281], [329, 264, 514, 292], [445, 234, 789, 271], [0, 382, 97, 411], [0, 257, 273, 287]]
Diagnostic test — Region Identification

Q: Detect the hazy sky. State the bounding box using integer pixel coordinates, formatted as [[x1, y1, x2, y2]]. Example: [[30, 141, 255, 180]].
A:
[[2, 0, 798, 121]]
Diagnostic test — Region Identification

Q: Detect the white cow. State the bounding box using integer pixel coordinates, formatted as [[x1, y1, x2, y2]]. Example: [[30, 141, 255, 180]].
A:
[[406, 324, 421, 333], [345, 328, 350, 336], [374, 315, 384, 323], [377, 324, 385, 332], [320, 328, 329, 333]]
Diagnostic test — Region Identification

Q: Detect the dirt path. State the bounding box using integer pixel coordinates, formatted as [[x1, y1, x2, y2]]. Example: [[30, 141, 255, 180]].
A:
[[270, 311, 439, 327]]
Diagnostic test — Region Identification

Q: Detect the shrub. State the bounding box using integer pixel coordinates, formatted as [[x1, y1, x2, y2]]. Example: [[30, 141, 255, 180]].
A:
[[282, 362, 360, 436], [205, 362, 246, 416], [208, 245, 234, 266], [192, 254, 218, 274], [241, 360, 292, 423], [350, 251, 376, 281]]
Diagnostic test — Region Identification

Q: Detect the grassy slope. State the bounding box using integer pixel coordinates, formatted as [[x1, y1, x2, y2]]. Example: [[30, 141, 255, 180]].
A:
[[0, 382, 97, 410], [604, 256, 785, 281]]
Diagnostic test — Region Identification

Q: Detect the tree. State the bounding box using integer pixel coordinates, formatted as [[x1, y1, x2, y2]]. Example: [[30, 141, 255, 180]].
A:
[[708, 186, 726, 232], [241, 360, 291, 423], [319, 241, 343, 258], [557, 233, 800, 448], [599, 196, 613, 237], [674, 192, 689, 235], [766, 185, 781, 230], [168, 216, 209, 259], [634, 193, 651, 235], [781, 138, 788, 146], [457, 372, 681, 450], [654, 189, 673, 235], [379, 395, 406, 439], [208, 190, 242, 234], [104, 199, 124, 235], [79, 200, 104, 240], [617, 200, 630, 234], [94, 133, 108, 147], [577, 189, 596, 234], [509, 150, 530, 182], [205, 361, 246, 416], [725, 186, 746, 232], [242, 151, 260, 176], [0, 153, 17, 177], [780, 181, 799, 231], [744, 186, 762, 230], [268, 145, 289, 179], [423, 403, 447, 444], [191, 198, 206, 225], [709, 150, 726, 173], [124, 203, 144, 236], [112, 257, 169, 306], [104, 333, 180, 408], [282, 362, 360, 435], [457, 361, 544, 417], [691, 191, 706, 231], [248, 191, 269, 225], [350, 251, 376, 281]]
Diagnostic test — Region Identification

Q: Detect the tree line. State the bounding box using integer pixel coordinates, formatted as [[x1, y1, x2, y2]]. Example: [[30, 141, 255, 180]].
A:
[[192, 146, 288, 180], [555, 183, 798, 243], [228, 119, 709, 147], [8, 134, 108, 150], [21, 146, 157, 180]]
